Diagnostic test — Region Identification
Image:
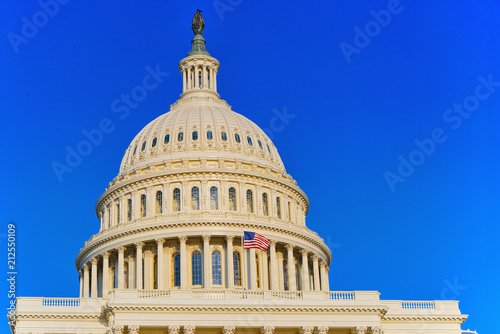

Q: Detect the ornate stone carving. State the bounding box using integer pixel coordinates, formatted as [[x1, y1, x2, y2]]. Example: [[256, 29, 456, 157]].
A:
[[156, 238, 165, 245], [262, 325, 275, 334], [285, 244, 294, 251], [353, 327, 367, 334], [301, 326, 314, 334], [370, 327, 383, 334], [316, 326, 328, 334], [112, 324, 124, 334], [179, 235, 188, 243], [91, 257, 98, 265], [135, 241, 144, 249], [319, 260, 326, 268], [269, 240, 277, 247], [226, 235, 234, 242], [223, 326, 235, 334], [184, 325, 196, 334], [168, 325, 181, 334], [202, 235, 211, 242], [128, 325, 140, 334], [102, 251, 110, 259]]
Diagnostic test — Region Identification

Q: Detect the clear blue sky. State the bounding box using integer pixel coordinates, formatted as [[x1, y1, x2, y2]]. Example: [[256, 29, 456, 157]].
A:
[[1, 1, 497, 333]]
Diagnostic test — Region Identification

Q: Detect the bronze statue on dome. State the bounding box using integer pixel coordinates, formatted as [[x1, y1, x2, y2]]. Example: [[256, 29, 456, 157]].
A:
[[191, 9, 205, 35]]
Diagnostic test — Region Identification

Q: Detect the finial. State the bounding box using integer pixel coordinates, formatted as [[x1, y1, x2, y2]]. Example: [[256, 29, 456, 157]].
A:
[[188, 9, 210, 56]]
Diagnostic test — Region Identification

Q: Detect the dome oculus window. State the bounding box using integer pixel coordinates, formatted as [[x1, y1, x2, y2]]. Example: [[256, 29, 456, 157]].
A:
[[221, 131, 228, 141], [192, 131, 198, 140], [178, 132, 184, 142], [207, 130, 213, 140], [164, 134, 170, 144], [247, 136, 253, 146], [152, 137, 157, 147], [235, 133, 241, 143], [258, 140, 263, 150], [141, 141, 146, 151]]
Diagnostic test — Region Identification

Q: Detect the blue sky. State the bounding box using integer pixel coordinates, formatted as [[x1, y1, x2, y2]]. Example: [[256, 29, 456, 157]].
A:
[[1, 0, 498, 333]]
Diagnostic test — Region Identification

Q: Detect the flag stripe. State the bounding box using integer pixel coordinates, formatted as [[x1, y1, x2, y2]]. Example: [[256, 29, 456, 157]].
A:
[[243, 231, 270, 251]]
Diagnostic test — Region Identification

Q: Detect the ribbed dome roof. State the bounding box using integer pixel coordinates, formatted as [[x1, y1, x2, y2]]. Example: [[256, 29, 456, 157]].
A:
[[118, 96, 286, 176]]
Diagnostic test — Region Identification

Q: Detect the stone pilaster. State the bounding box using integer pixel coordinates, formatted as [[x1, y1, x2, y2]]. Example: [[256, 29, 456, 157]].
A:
[[202, 235, 211, 288], [179, 236, 188, 289], [226, 235, 234, 289], [156, 238, 165, 289]]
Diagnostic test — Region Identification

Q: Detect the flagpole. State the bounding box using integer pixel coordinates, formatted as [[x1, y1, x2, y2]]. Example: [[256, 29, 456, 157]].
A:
[[242, 230, 247, 290]]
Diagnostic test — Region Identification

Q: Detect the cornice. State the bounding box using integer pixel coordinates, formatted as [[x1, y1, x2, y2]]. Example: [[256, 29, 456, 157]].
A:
[[382, 315, 469, 324]]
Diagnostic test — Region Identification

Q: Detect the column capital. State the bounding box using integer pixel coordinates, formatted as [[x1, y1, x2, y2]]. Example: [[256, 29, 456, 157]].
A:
[[156, 238, 165, 246], [128, 325, 140, 334], [82, 263, 89, 271], [316, 326, 329, 334], [370, 327, 383, 334], [223, 326, 236, 334], [91, 258, 98, 265], [135, 241, 145, 249], [179, 235, 188, 243], [353, 327, 368, 334], [225, 235, 234, 242], [202, 235, 211, 242], [184, 325, 196, 334], [300, 249, 309, 256], [269, 240, 277, 247], [102, 251, 110, 259], [300, 326, 314, 334], [168, 325, 180, 334], [117, 246, 126, 254], [112, 324, 124, 334], [285, 244, 294, 251], [262, 325, 275, 334], [311, 254, 319, 262], [319, 260, 327, 268]]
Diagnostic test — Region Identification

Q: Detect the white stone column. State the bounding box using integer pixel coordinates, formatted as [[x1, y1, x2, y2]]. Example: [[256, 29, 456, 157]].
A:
[[202, 65, 206, 88], [320, 261, 328, 291], [83, 264, 89, 298], [226, 236, 234, 289], [179, 236, 188, 289], [262, 250, 269, 290], [182, 67, 186, 91], [144, 249, 152, 289], [102, 252, 109, 297], [91, 258, 98, 298], [286, 244, 296, 291], [135, 242, 144, 289], [203, 235, 211, 288], [312, 255, 320, 291], [79, 271, 83, 297], [249, 248, 257, 289], [127, 253, 135, 289], [325, 267, 330, 292], [213, 66, 217, 91], [300, 249, 309, 291], [117, 246, 125, 289], [269, 240, 278, 291], [156, 239, 165, 289]]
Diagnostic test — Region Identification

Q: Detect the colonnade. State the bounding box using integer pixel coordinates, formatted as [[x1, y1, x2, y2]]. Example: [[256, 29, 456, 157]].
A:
[[181, 62, 217, 92], [79, 235, 330, 298]]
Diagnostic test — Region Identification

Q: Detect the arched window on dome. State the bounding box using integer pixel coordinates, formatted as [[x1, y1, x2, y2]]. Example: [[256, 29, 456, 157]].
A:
[[246, 190, 254, 213], [133, 145, 137, 156], [228, 187, 236, 211], [212, 251, 222, 285], [127, 199, 132, 221], [283, 259, 289, 291], [153, 255, 158, 289], [210, 187, 218, 209], [256, 254, 261, 289], [233, 252, 241, 286], [164, 134, 170, 144], [221, 131, 227, 141], [173, 188, 181, 212], [192, 131, 198, 141], [235, 133, 241, 143], [178, 132, 184, 142], [172, 253, 180, 287], [247, 136, 253, 146], [156, 191, 163, 214], [152, 137, 157, 147], [258, 140, 263, 150], [141, 141, 146, 151], [276, 197, 281, 219], [262, 193, 269, 216], [267, 144, 272, 154], [140, 194, 146, 217], [207, 130, 213, 140], [124, 261, 129, 289], [191, 251, 202, 286], [191, 187, 200, 210]]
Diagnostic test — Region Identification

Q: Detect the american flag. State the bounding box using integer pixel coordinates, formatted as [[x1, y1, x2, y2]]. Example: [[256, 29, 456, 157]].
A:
[[243, 231, 270, 251]]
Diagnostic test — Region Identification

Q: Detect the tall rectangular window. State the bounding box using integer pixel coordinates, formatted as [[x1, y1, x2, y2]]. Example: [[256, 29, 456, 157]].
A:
[[229, 187, 236, 211], [127, 199, 132, 221], [156, 191, 163, 214], [210, 187, 218, 209]]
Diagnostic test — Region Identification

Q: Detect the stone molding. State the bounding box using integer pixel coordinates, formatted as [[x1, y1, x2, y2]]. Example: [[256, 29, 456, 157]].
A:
[[222, 325, 235, 334]]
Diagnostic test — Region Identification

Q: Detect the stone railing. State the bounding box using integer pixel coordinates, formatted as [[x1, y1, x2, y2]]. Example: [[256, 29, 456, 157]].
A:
[[138, 289, 170, 299], [401, 301, 435, 309], [326, 291, 355, 301], [41, 298, 81, 307]]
